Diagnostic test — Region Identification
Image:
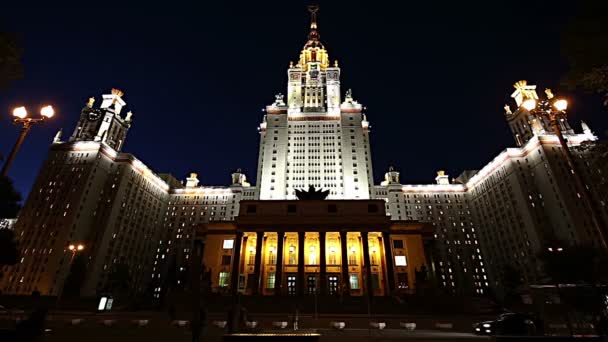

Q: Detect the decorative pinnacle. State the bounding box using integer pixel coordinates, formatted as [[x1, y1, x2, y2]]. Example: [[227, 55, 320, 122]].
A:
[[111, 88, 124, 97], [513, 80, 527, 90], [307, 4, 320, 41]]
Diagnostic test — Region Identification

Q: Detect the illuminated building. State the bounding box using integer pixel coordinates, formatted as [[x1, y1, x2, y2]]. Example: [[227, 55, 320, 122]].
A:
[[2, 7, 606, 299], [201, 200, 433, 296], [256, 5, 373, 200]]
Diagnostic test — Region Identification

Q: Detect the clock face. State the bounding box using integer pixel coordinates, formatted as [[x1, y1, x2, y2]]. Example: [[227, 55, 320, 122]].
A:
[[310, 70, 319, 79], [87, 110, 101, 121]]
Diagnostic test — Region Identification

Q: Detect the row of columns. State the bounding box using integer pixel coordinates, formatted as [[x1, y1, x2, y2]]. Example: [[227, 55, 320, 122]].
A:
[[230, 231, 396, 296]]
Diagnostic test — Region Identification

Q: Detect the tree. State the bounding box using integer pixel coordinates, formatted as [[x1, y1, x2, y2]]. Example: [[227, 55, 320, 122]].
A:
[[0, 175, 21, 218], [105, 261, 132, 298], [561, 1, 608, 105], [0, 228, 19, 267], [539, 244, 607, 285], [62, 253, 87, 298], [501, 264, 524, 300], [0, 31, 23, 91]]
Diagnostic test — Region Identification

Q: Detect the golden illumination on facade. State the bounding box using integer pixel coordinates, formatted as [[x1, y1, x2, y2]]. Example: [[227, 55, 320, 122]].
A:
[[200, 201, 433, 297]]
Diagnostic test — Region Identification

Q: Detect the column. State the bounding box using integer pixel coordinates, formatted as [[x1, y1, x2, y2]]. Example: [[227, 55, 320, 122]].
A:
[[319, 231, 326, 295], [381, 232, 395, 295], [230, 231, 243, 295], [340, 231, 349, 290], [297, 231, 305, 296], [275, 232, 285, 296], [252, 231, 264, 295], [361, 232, 373, 298]]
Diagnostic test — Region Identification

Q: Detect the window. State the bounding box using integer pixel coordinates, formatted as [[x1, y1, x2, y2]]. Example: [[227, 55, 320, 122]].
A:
[[348, 250, 357, 265], [308, 246, 317, 264], [248, 250, 256, 265], [223, 240, 234, 249], [288, 246, 296, 265], [372, 274, 380, 290], [269, 249, 277, 264], [395, 255, 407, 266], [266, 272, 276, 289], [221, 255, 231, 265], [218, 272, 230, 287], [246, 205, 257, 214], [393, 239, 404, 249], [349, 273, 360, 289]]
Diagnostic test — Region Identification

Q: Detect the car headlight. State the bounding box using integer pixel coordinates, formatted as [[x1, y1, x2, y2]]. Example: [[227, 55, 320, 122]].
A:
[[482, 323, 491, 328], [485, 329, 491, 333]]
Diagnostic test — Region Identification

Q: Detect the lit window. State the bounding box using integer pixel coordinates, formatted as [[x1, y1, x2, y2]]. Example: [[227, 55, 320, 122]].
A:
[[218, 272, 230, 287], [266, 272, 276, 289], [395, 255, 407, 266], [349, 273, 359, 289], [223, 239, 234, 249]]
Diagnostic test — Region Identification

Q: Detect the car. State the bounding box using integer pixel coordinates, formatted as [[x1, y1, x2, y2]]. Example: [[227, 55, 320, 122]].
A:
[[473, 312, 537, 336]]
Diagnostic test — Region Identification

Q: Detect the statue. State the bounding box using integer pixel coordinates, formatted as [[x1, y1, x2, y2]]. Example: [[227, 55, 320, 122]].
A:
[[275, 93, 285, 105], [504, 104, 512, 115], [125, 111, 133, 121], [545, 88, 554, 99], [87, 97, 95, 108], [345, 89, 352, 100], [294, 185, 329, 200], [53, 129, 62, 143]]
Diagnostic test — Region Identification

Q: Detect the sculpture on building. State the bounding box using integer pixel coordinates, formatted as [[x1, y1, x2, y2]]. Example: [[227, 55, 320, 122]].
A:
[[294, 185, 329, 200]]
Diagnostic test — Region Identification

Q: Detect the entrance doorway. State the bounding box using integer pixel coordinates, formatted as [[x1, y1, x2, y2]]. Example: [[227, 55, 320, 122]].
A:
[[328, 275, 338, 295], [287, 275, 297, 296], [307, 275, 317, 294]]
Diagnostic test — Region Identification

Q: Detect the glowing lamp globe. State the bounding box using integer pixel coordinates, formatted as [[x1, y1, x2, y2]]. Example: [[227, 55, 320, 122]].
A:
[[522, 99, 536, 111], [553, 99, 568, 111], [40, 105, 55, 118], [12, 106, 27, 119]]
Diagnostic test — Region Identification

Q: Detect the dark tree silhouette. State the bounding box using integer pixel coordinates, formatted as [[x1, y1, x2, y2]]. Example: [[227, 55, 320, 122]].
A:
[[62, 253, 87, 298], [0, 228, 19, 267], [105, 261, 132, 298], [500, 263, 524, 305], [539, 244, 607, 285], [561, 0, 608, 105], [0, 31, 23, 91], [0, 175, 21, 218]]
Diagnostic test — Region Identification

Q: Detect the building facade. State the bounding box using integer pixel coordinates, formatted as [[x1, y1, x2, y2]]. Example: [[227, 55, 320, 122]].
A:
[[1, 7, 607, 299], [200, 200, 432, 296]]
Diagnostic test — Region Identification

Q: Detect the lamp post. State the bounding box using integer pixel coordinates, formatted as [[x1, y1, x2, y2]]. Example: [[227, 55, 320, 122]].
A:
[[523, 92, 608, 251], [1, 105, 55, 176], [56, 243, 85, 305]]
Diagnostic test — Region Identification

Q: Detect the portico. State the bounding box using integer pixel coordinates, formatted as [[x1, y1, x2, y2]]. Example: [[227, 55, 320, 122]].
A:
[[199, 200, 434, 297]]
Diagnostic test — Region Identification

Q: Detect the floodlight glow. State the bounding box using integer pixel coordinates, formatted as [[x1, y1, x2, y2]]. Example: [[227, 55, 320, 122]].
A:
[[12, 107, 27, 119], [40, 105, 55, 118]]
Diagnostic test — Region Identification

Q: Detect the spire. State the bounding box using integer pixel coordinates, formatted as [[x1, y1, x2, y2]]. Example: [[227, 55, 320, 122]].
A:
[[308, 4, 320, 42]]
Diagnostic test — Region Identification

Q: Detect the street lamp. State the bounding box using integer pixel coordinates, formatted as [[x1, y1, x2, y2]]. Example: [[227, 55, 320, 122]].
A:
[[1, 105, 55, 176], [522, 91, 607, 251]]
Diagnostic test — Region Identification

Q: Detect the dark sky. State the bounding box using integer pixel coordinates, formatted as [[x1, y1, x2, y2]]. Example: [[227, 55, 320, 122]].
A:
[[1, 1, 607, 198]]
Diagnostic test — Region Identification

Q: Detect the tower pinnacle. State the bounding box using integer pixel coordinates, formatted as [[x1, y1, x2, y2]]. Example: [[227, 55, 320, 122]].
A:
[[308, 4, 320, 42]]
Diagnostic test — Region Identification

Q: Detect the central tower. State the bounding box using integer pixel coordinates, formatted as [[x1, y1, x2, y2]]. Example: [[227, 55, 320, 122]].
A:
[[256, 6, 374, 200]]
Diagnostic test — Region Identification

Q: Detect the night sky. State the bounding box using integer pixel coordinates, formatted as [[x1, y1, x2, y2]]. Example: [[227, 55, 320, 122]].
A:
[[1, 1, 606, 199]]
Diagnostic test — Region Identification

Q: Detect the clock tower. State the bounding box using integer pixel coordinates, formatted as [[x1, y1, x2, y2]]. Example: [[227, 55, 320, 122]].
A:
[[69, 89, 133, 152]]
